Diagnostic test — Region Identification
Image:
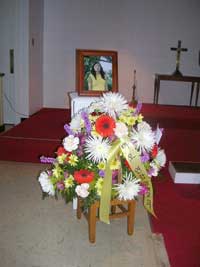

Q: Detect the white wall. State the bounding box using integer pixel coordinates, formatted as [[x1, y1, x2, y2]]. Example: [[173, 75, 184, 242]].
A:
[[0, 0, 17, 123], [43, 0, 200, 108], [14, 0, 29, 124], [29, 0, 44, 115]]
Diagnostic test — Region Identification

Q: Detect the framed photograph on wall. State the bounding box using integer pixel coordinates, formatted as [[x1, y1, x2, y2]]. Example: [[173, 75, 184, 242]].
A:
[[76, 49, 118, 96]]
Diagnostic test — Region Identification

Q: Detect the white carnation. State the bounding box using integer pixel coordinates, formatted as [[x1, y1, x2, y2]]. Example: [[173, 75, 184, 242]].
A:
[[75, 183, 89, 198], [63, 135, 79, 152], [38, 171, 55, 196]]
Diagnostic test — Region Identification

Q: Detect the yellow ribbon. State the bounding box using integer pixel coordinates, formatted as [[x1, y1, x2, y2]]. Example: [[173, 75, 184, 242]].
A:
[[99, 138, 155, 224]]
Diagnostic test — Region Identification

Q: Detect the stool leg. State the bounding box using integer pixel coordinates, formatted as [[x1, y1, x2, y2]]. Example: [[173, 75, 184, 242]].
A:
[[127, 201, 135, 235], [111, 205, 116, 214], [88, 202, 97, 243], [77, 197, 82, 219]]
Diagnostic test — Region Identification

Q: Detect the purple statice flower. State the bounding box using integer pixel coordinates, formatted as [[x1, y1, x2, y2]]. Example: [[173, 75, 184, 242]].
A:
[[40, 156, 56, 164], [139, 184, 148, 195], [99, 170, 105, 177], [140, 152, 150, 163], [64, 124, 74, 135], [79, 134, 86, 145], [57, 181, 65, 191], [81, 111, 91, 133], [134, 102, 142, 115]]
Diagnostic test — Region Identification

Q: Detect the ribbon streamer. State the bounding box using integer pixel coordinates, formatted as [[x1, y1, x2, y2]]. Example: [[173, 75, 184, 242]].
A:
[[99, 138, 155, 224]]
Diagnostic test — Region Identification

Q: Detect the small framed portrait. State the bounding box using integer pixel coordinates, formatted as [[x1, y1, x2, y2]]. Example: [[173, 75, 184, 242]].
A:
[[76, 49, 118, 96]]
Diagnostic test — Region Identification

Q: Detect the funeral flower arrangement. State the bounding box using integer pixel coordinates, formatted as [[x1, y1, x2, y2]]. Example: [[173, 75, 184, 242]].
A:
[[38, 93, 166, 222]]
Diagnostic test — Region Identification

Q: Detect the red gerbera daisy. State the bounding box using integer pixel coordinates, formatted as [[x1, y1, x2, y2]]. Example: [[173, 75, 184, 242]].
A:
[[95, 115, 116, 137], [74, 169, 94, 184]]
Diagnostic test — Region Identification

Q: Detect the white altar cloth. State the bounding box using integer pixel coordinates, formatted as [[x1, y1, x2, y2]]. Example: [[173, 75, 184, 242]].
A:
[[69, 92, 99, 117]]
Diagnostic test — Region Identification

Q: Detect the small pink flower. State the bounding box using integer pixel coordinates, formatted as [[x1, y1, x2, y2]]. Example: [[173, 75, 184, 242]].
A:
[[75, 183, 89, 198], [139, 184, 148, 195]]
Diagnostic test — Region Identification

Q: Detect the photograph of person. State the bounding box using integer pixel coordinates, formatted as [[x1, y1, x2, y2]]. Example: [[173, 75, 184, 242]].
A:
[[83, 56, 112, 91]]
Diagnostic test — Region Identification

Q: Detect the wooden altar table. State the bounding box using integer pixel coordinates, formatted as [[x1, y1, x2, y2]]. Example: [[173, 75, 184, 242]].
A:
[[153, 74, 200, 106]]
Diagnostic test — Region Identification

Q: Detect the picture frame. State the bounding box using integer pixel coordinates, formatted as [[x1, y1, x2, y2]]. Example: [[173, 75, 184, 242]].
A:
[[76, 49, 118, 96]]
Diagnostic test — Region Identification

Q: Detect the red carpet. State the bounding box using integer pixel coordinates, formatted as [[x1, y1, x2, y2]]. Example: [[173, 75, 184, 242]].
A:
[[0, 103, 200, 267], [0, 108, 71, 163]]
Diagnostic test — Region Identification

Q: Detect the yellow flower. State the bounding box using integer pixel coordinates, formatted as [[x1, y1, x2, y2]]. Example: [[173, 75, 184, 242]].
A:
[[127, 116, 136, 126], [95, 178, 104, 196], [64, 175, 74, 188], [68, 154, 78, 166], [52, 165, 63, 178], [89, 114, 99, 122], [110, 159, 120, 170], [97, 161, 106, 170], [119, 115, 127, 124], [137, 114, 143, 123], [57, 154, 66, 164]]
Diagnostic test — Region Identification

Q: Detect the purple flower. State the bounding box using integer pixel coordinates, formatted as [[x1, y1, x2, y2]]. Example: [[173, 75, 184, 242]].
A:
[[47, 170, 53, 176], [99, 170, 105, 177], [139, 184, 148, 195], [57, 181, 65, 191], [112, 170, 118, 183], [77, 149, 84, 157], [40, 156, 56, 164], [134, 102, 142, 115], [64, 171, 69, 179], [81, 111, 91, 133], [141, 152, 150, 163], [64, 124, 74, 135]]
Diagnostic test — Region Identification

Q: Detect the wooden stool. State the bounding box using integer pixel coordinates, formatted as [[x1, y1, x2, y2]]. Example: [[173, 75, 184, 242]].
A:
[[77, 197, 136, 243]]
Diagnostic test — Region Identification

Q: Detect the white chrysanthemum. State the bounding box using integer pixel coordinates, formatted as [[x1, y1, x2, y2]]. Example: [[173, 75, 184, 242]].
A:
[[131, 121, 155, 153], [70, 113, 82, 132], [114, 122, 128, 138], [84, 136, 111, 163], [115, 172, 141, 200], [38, 171, 55, 196], [100, 92, 129, 118], [155, 149, 166, 167], [63, 135, 79, 152]]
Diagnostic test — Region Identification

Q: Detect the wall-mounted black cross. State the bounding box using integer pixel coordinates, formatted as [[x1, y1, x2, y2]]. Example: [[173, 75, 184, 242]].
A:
[[171, 40, 188, 76]]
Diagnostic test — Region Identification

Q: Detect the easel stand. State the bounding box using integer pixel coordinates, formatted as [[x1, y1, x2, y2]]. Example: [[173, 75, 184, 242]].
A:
[[77, 197, 136, 243]]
